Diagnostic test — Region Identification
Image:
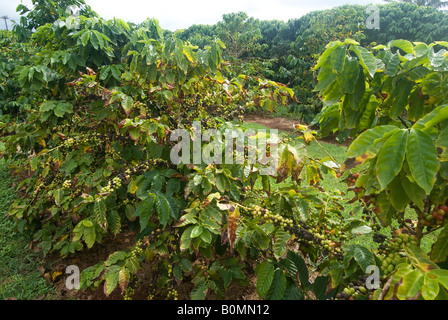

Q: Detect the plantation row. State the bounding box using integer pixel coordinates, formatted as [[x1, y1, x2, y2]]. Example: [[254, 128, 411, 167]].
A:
[[1, 0, 448, 300]]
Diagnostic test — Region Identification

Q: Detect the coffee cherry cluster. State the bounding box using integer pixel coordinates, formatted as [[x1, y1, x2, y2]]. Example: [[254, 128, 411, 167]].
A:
[[377, 232, 417, 277], [251, 205, 294, 228], [63, 137, 75, 147], [62, 179, 72, 189], [131, 240, 144, 258], [420, 204, 448, 228], [99, 176, 123, 194], [372, 232, 387, 251], [123, 285, 135, 300], [345, 172, 359, 187], [166, 288, 179, 300], [61, 132, 132, 150], [98, 159, 169, 195], [287, 225, 323, 245], [335, 275, 370, 300]]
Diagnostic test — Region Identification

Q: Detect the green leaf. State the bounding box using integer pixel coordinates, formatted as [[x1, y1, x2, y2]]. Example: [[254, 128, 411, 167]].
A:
[[315, 65, 336, 92], [387, 175, 411, 212], [414, 104, 448, 131], [215, 173, 230, 193], [61, 158, 78, 174], [155, 192, 171, 227], [437, 127, 448, 160], [84, 224, 96, 249], [90, 30, 99, 49], [427, 269, 448, 292], [375, 129, 407, 190], [104, 270, 119, 297], [406, 128, 440, 195], [346, 125, 399, 158], [337, 57, 360, 94], [273, 229, 290, 259], [343, 67, 365, 111], [286, 250, 310, 287], [283, 285, 304, 300], [180, 226, 194, 251], [256, 260, 275, 298], [400, 173, 425, 211], [136, 193, 155, 231], [265, 268, 287, 300], [407, 88, 426, 122], [424, 104, 448, 129], [389, 39, 414, 54], [94, 198, 107, 229], [351, 45, 377, 77], [200, 228, 212, 244], [191, 279, 208, 300], [122, 96, 133, 116], [330, 45, 346, 73], [396, 269, 424, 300], [107, 210, 121, 236], [191, 225, 203, 238], [346, 244, 375, 272], [389, 78, 413, 118], [422, 273, 440, 300], [430, 225, 448, 263], [313, 41, 343, 70], [93, 30, 105, 49], [383, 51, 400, 76], [376, 191, 396, 226], [312, 276, 331, 300], [40, 101, 56, 112], [79, 30, 90, 46]]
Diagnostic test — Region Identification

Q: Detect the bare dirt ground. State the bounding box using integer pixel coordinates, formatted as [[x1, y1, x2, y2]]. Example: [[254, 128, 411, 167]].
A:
[[243, 114, 302, 133], [243, 113, 351, 146]]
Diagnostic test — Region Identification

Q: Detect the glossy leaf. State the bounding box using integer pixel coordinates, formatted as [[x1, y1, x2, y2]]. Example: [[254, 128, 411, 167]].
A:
[[265, 268, 287, 300], [406, 128, 439, 195], [422, 272, 440, 300], [346, 125, 399, 158], [396, 270, 424, 300], [430, 226, 448, 263], [375, 129, 407, 190], [256, 260, 275, 298]]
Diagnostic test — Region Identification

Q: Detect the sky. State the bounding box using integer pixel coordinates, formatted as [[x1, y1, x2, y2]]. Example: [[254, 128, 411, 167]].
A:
[[1, 0, 386, 31]]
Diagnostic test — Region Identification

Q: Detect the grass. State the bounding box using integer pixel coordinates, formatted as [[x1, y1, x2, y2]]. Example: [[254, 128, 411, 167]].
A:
[[0, 160, 55, 299]]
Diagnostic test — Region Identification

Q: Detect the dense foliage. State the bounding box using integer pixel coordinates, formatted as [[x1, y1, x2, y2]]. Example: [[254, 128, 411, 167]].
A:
[[2, 0, 448, 301], [179, 2, 448, 122], [314, 38, 448, 299]]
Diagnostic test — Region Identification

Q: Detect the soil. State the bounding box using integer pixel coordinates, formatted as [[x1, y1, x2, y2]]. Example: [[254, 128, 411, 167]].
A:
[[243, 114, 302, 133], [243, 113, 351, 146], [40, 227, 260, 301]]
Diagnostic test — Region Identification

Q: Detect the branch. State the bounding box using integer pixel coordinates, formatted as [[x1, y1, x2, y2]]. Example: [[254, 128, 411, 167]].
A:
[[378, 275, 394, 300]]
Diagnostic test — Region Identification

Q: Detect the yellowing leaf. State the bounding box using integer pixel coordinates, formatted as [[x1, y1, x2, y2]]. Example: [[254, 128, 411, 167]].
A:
[[303, 131, 314, 146], [83, 146, 92, 153], [37, 137, 46, 147], [183, 48, 195, 63], [52, 271, 63, 280], [128, 179, 138, 194]]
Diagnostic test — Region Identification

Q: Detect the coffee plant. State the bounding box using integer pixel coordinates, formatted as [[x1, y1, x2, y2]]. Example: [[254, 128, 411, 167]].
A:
[[0, 6, 345, 301], [314, 38, 448, 299], [3, 0, 448, 301]]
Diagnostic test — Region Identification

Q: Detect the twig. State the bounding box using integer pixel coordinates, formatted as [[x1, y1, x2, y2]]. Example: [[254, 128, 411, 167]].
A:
[[378, 276, 394, 300], [312, 137, 341, 170]]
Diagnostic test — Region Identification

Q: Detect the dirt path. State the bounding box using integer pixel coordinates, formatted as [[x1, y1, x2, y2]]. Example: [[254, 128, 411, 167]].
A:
[[243, 114, 301, 133], [244, 113, 351, 146]]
